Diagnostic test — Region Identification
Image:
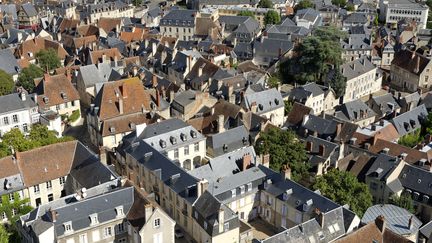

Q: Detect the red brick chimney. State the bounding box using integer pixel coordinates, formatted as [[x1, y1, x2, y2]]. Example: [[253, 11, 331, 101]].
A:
[[242, 153, 252, 171]]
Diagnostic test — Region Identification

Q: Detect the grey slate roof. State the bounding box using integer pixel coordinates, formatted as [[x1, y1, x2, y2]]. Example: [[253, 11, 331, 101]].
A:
[[340, 56, 376, 80], [21, 3, 38, 17], [399, 163, 432, 199], [139, 118, 205, 152], [302, 115, 338, 138], [243, 88, 284, 115], [0, 49, 19, 75], [78, 63, 118, 88], [335, 99, 376, 122], [361, 204, 422, 236], [206, 125, 250, 157], [253, 38, 293, 58], [370, 93, 401, 117], [420, 220, 432, 239], [0, 92, 37, 115], [295, 8, 320, 23], [262, 207, 346, 243], [126, 140, 199, 203], [365, 153, 400, 181], [343, 12, 368, 24], [390, 104, 427, 137], [160, 9, 197, 27]]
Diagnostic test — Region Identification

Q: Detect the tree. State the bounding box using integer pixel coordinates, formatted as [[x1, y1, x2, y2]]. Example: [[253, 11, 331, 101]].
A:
[[284, 100, 293, 116], [313, 169, 373, 217], [238, 11, 256, 18], [267, 76, 281, 88], [0, 70, 14, 96], [422, 112, 432, 136], [390, 193, 415, 213], [332, 0, 346, 7], [0, 224, 8, 243], [258, 0, 273, 8], [1, 128, 34, 152], [264, 10, 281, 25], [16, 64, 44, 92], [345, 3, 355, 11], [35, 48, 61, 71], [398, 129, 422, 148], [255, 127, 309, 181], [132, 0, 142, 6], [295, 0, 314, 11], [0, 193, 33, 227], [280, 27, 346, 84], [328, 67, 346, 98]]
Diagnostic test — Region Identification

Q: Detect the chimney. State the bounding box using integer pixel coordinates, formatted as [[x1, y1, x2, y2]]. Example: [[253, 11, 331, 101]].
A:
[[318, 144, 325, 156], [218, 208, 225, 233], [261, 154, 270, 167], [251, 102, 257, 113], [218, 114, 225, 133], [198, 64, 204, 77], [197, 178, 209, 197], [187, 55, 192, 73], [314, 208, 324, 227], [414, 56, 420, 73], [49, 208, 57, 222], [120, 84, 127, 98], [408, 216, 414, 230], [20, 91, 26, 101], [156, 89, 161, 108], [152, 42, 157, 56], [281, 164, 291, 180], [152, 74, 158, 88], [375, 215, 386, 233], [118, 98, 124, 114], [144, 204, 153, 223], [242, 153, 252, 171], [169, 90, 175, 102], [306, 141, 313, 152]]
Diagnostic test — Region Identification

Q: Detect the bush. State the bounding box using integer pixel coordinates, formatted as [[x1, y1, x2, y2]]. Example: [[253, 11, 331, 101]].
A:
[[69, 110, 81, 122], [398, 129, 422, 148]]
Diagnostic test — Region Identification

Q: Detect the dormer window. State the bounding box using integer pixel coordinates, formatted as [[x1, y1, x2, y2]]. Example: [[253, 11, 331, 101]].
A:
[[180, 133, 187, 141], [115, 206, 124, 217], [170, 136, 177, 145], [190, 130, 197, 138], [160, 139, 166, 148], [64, 221, 73, 233], [89, 213, 98, 225]]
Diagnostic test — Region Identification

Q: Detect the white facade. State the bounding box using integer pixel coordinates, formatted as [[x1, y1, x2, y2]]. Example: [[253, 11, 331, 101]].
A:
[[380, 0, 429, 29], [0, 93, 39, 137]]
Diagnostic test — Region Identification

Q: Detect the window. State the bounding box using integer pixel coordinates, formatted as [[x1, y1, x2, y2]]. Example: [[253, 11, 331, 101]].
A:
[[231, 189, 236, 198], [3, 117, 9, 125], [72, 100, 76, 107], [79, 234, 88, 243], [174, 148, 179, 159], [184, 146, 189, 155], [12, 115, 18, 123], [194, 142, 199, 152], [154, 218, 161, 228], [59, 176, 66, 185], [204, 221, 208, 229], [64, 222, 73, 233], [247, 182, 252, 192], [48, 193, 53, 202], [224, 222, 229, 232], [56, 105, 60, 111], [116, 222, 125, 233], [8, 193, 14, 201], [90, 214, 98, 225], [23, 123, 28, 133], [103, 227, 112, 238], [46, 181, 52, 189], [35, 198, 41, 206], [116, 206, 124, 216], [240, 185, 245, 194], [34, 185, 40, 194]]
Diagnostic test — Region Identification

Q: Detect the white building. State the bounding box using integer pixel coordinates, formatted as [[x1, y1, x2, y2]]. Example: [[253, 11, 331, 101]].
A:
[[288, 83, 338, 115], [137, 119, 207, 171], [338, 57, 382, 103], [0, 90, 39, 136], [82, 2, 134, 24], [160, 9, 197, 41], [379, 0, 429, 29]]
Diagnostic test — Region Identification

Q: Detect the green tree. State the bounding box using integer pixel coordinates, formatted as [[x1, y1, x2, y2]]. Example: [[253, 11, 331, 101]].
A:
[[390, 193, 415, 213], [258, 0, 273, 8], [0, 224, 8, 243], [264, 10, 281, 25], [238, 11, 256, 18], [1, 128, 34, 152], [132, 0, 142, 6], [29, 124, 62, 147], [267, 76, 281, 88], [255, 127, 309, 181], [422, 112, 432, 135], [280, 27, 346, 84], [284, 100, 293, 116], [0, 193, 33, 228], [295, 0, 314, 11], [0, 70, 14, 96], [328, 67, 346, 98], [313, 169, 373, 217], [332, 0, 346, 7], [16, 64, 44, 92], [35, 48, 61, 71], [398, 129, 422, 148], [345, 3, 355, 11]]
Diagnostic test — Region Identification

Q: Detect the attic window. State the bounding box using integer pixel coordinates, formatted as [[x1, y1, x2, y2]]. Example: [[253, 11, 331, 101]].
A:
[[109, 127, 116, 133], [129, 123, 136, 129], [64, 222, 73, 233], [258, 104, 263, 111], [89, 213, 98, 225], [180, 133, 187, 141], [275, 99, 280, 105], [115, 206, 124, 217], [223, 144, 228, 152], [170, 136, 177, 145], [190, 130, 197, 138], [160, 139, 166, 148], [242, 137, 248, 145], [43, 96, 49, 104], [61, 92, 67, 100]]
